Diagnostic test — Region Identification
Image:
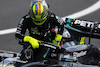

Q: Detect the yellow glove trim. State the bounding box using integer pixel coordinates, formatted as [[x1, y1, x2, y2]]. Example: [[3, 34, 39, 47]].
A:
[[80, 37, 85, 44], [24, 36, 40, 49], [52, 34, 62, 45]]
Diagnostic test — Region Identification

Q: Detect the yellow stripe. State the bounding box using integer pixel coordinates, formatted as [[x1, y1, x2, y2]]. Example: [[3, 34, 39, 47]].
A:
[[31, 13, 47, 21], [38, 2, 40, 14], [33, 18, 47, 25], [0, 64, 15, 67], [80, 37, 85, 44], [40, 3, 43, 14], [33, 4, 36, 14], [32, 3, 43, 15], [0, 64, 6, 67]]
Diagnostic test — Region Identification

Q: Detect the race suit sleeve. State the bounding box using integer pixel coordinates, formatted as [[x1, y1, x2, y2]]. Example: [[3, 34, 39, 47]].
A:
[[49, 13, 64, 45], [15, 17, 27, 42], [49, 13, 64, 35]]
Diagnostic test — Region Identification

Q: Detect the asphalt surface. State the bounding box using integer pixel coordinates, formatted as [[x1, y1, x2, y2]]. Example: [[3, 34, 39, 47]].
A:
[[0, 0, 100, 52]]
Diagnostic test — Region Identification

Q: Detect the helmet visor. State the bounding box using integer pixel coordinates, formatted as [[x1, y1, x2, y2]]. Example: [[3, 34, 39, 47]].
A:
[[31, 11, 48, 21]]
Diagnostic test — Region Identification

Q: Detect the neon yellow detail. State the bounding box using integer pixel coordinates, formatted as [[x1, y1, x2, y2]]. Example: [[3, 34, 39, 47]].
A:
[[33, 3, 36, 14], [31, 14, 47, 25], [30, 2, 47, 25], [35, 15, 41, 19], [33, 19, 46, 25], [24, 36, 40, 49], [80, 37, 85, 44], [0, 64, 15, 67], [95, 30, 97, 32], [52, 34, 62, 45], [0, 64, 6, 67], [31, 13, 47, 25], [33, 2, 44, 15], [73, 19, 76, 21], [71, 22, 73, 26], [31, 14, 47, 21]]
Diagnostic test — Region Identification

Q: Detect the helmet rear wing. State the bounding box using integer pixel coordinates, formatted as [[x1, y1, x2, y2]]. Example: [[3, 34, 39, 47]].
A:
[[65, 18, 100, 39]]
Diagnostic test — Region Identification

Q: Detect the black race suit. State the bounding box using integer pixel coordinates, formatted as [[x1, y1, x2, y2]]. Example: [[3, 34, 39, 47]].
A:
[[15, 11, 64, 61]]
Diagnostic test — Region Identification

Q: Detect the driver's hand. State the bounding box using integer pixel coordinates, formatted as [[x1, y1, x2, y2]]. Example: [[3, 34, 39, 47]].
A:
[[23, 36, 43, 49], [52, 34, 62, 45]]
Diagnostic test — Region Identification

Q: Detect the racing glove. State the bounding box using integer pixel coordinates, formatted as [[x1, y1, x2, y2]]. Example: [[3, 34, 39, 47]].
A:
[[52, 34, 62, 45], [23, 36, 43, 49]]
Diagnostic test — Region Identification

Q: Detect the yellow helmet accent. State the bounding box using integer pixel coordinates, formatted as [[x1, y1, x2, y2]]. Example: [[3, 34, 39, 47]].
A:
[[29, 1, 48, 25], [33, 2, 44, 15]]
